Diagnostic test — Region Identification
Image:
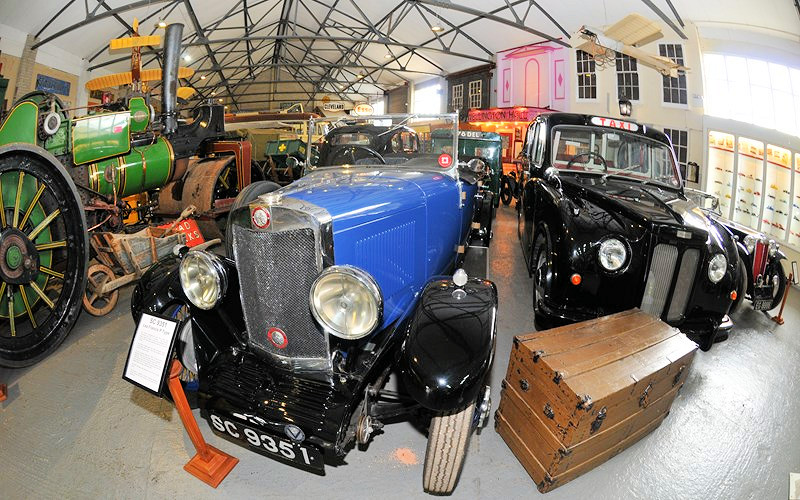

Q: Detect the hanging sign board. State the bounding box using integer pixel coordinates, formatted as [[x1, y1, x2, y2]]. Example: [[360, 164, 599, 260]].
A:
[[352, 103, 374, 116], [123, 313, 181, 395], [323, 102, 345, 111]]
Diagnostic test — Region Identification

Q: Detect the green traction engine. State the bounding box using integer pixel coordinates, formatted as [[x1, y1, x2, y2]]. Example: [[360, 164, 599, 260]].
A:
[[0, 23, 251, 367]]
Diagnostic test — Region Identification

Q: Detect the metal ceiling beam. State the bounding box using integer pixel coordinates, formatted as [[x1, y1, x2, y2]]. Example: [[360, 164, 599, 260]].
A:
[[412, 0, 569, 47], [35, 0, 77, 39], [527, 0, 570, 38], [194, 62, 442, 76], [87, 34, 492, 71], [31, 0, 177, 50], [87, 0, 179, 63], [640, 0, 688, 39], [182, 0, 240, 108], [663, 0, 685, 28]]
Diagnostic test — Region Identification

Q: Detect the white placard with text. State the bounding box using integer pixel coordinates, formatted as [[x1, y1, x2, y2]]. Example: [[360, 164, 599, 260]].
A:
[[123, 313, 180, 394]]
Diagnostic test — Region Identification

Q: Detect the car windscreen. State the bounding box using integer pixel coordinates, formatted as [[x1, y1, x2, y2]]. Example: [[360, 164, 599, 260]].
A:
[[311, 114, 458, 172], [551, 126, 680, 188]]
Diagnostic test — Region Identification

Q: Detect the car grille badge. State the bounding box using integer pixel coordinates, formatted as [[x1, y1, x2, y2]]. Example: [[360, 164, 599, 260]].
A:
[[285, 424, 305, 442]]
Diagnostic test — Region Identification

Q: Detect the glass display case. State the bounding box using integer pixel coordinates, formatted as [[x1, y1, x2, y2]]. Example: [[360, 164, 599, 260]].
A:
[[763, 144, 792, 240], [790, 154, 800, 248], [706, 130, 799, 252], [733, 137, 764, 229], [706, 131, 736, 218]]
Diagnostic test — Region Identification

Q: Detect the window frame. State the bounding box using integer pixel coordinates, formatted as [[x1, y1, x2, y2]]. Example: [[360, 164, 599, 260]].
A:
[[576, 50, 598, 101], [451, 83, 464, 111], [659, 43, 688, 106], [468, 80, 482, 109], [615, 52, 640, 101]]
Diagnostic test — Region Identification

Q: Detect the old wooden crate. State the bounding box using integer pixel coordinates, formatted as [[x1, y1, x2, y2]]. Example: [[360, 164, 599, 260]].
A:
[[495, 309, 697, 492]]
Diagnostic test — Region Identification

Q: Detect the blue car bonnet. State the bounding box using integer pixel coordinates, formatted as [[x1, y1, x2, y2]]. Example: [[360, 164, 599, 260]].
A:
[[281, 167, 464, 328]]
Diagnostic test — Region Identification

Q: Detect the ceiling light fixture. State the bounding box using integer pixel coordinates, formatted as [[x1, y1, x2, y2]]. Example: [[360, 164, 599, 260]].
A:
[[183, 54, 191, 62], [218, 98, 224, 103], [200, 75, 206, 80], [384, 53, 392, 59], [430, 24, 443, 32], [157, 20, 167, 28]]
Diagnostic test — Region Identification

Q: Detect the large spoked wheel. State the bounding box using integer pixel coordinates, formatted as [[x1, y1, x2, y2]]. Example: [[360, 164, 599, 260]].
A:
[[423, 402, 476, 495], [0, 146, 88, 367]]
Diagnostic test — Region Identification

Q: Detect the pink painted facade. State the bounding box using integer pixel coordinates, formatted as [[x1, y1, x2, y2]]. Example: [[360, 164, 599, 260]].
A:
[[496, 42, 569, 110]]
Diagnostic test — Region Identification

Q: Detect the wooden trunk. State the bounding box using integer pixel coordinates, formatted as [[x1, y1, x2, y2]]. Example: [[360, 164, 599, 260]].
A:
[[495, 309, 697, 492]]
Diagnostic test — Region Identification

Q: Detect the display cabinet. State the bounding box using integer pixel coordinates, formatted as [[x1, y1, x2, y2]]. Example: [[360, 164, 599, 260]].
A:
[[707, 131, 736, 218], [790, 154, 800, 248]]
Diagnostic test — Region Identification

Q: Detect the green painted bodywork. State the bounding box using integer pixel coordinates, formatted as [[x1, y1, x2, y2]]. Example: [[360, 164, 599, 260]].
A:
[[0, 101, 39, 146], [264, 139, 307, 158], [0, 171, 53, 317], [72, 111, 131, 165], [432, 129, 502, 200], [90, 136, 172, 197], [128, 96, 150, 133]]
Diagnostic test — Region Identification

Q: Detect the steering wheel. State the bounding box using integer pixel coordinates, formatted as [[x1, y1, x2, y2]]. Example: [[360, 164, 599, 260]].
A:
[[327, 145, 386, 166], [565, 151, 608, 172]]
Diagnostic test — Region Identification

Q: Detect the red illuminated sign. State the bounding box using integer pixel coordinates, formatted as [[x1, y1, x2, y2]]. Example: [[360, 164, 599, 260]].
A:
[[467, 106, 549, 123], [590, 116, 639, 132]]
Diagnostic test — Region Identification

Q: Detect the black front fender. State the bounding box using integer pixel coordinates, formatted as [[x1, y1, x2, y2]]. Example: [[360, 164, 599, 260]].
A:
[[398, 276, 497, 412]]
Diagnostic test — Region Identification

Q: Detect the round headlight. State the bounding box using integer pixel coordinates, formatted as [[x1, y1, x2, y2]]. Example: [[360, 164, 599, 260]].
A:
[[598, 238, 627, 272], [707, 253, 727, 284], [179, 251, 228, 310], [310, 266, 382, 340]]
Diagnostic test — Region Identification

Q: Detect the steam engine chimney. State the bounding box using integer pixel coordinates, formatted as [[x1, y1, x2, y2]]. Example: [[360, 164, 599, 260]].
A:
[[161, 23, 184, 135]]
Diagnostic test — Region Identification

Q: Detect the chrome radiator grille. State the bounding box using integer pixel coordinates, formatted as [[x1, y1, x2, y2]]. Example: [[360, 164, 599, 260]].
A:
[[232, 224, 330, 370], [640, 243, 699, 322]]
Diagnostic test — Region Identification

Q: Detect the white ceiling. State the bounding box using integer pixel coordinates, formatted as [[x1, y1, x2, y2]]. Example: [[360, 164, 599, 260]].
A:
[[0, 0, 798, 109]]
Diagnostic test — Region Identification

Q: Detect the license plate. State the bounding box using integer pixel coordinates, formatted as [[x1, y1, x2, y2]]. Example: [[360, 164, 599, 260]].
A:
[[753, 299, 772, 311], [208, 413, 324, 472]]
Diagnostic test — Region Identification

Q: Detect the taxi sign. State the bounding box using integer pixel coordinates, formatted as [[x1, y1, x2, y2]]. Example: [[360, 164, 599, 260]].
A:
[[590, 116, 639, 132], [438, 153, 453, 168]]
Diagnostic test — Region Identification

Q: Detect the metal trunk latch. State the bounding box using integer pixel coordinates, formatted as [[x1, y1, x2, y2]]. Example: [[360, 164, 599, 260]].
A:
[[578, 394, 593, 411], [543, 403, 555, 419], [532, 350, 544, 362], [672, 365, 685, 387], [519, 379, 530, 392], [590, 406, 607, 434], [553, 371, 564, 384], [639, 383, 653, 408]]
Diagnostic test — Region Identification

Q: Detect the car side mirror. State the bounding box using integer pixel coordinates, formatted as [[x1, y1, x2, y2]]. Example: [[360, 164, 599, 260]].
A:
[[544, 167, 562, 190]]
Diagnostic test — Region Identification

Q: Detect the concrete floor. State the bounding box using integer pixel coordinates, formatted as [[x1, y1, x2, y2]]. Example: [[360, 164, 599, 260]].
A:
[[1, 205, 799, 499]]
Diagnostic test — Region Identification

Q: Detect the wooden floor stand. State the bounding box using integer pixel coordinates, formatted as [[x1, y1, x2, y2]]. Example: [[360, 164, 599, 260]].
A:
[[167, 360, 238, 488], [771, 273, 793, 326], [0, 383, 7, 402]]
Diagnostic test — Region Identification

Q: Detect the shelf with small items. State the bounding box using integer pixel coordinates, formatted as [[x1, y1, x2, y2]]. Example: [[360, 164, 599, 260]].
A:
[[706, 131, 736, 218]]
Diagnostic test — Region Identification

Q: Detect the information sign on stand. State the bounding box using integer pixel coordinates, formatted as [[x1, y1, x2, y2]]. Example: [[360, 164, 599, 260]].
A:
[[123, 313, 180, 395]]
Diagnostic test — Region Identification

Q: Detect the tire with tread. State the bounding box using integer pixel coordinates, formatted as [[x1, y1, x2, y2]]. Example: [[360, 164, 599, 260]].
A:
[[423, 402, 475, 495]]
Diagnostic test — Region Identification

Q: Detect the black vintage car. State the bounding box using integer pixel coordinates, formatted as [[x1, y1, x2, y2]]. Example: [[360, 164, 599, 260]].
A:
[[130, 114, 496, 494], [518, 113, 739, 350], [316, 124, 421, 166], [685, 188, 788, 312]]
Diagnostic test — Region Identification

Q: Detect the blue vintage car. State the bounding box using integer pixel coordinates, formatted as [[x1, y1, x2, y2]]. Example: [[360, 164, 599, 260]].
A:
[[130, 114, 497, 494]]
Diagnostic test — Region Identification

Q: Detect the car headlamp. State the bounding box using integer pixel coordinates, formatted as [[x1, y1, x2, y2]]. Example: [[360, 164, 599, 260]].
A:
[[768, 239, 779, 257], [310, 265, 382, 340], [598, 238, 627, 272], [179, 251, 228, 310], [707, 253, 727, 284]]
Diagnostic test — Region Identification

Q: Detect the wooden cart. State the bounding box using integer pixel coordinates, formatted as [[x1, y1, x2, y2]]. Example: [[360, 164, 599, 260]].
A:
[[83, 226, 186, 316]]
